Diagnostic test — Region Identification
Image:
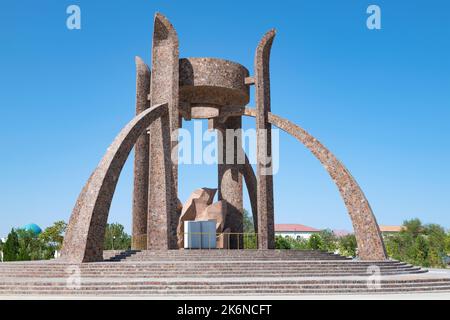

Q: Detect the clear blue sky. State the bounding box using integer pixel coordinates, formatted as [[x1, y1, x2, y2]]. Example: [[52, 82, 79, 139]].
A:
[[0, 0, 449, 237]]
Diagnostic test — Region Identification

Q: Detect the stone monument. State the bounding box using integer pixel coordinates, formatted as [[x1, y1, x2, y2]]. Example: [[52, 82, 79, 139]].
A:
[[60, 13, 387, 263]]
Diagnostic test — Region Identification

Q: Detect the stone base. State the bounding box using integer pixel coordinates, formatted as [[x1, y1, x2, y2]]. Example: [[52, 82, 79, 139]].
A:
[[1, 251, 445, 297]]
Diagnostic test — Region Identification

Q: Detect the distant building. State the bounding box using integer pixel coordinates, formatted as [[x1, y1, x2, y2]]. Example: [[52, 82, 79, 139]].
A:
[[379, 225, 404, 236], [21, 223, 42, 236], [275, 224, 321, 240], [274, 224, 405, 241], [332, 229, 352, 238]]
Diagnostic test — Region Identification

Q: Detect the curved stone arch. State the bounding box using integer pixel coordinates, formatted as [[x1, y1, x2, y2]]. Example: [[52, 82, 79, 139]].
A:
[[244, 108, 387, 260], [61, 103, 168, 263]]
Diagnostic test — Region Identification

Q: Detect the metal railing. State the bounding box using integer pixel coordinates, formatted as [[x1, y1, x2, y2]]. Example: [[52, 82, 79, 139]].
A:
[[182, 232, 258, 250]]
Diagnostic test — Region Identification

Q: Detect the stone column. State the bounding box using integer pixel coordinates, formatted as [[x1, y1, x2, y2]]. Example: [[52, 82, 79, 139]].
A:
[[255, 30, 276, 249], [218, 116, 244, 249], [147, 13, 180, 249], [132, 57, 151, 250]]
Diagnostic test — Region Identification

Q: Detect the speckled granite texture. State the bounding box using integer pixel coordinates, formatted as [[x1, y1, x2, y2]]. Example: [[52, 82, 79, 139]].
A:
[[217, 117, 244, 249], [61, 12, 386, 262], [132, 56, 150, 250], [244, 108, 387, 260], [147, 13, 180, 250], [179, 57, 249, 108], [61, 103, 168, 263], [255, 30, 276, 250]]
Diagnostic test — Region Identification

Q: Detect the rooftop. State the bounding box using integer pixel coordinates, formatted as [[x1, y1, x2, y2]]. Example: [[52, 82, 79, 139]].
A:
[[379, 225, 405, 233]]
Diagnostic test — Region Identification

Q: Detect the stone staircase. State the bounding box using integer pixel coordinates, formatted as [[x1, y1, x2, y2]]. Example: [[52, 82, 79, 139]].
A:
[[103, 249, 351, 261], [0, 250, 449, 297]]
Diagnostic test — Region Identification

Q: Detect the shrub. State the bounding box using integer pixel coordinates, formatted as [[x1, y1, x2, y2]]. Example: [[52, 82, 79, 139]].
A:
[[384, 219, 448, 268], [318, 229, 337, 252], [275, 235, 292, 249], [3, 229, 20, 261], [104, 223, 131, 250], [307, 234, 323, 250], [338, 234, 357, 257]]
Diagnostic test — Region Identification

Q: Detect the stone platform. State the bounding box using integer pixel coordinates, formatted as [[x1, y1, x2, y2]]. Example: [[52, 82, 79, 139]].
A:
[[1, 250, 449, 297]]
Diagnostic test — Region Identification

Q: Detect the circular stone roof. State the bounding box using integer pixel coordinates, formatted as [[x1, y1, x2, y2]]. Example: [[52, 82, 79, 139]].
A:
[[179, 57, 250, 107], [22, 223, 42, 235]]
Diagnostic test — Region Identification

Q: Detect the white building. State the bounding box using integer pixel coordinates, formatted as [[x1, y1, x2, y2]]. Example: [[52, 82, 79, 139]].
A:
[[379, 225, 404, 236], [275, 224, 321, 240]]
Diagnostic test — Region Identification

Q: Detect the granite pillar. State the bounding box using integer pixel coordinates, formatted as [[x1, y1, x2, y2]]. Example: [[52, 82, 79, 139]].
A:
[[255, 30, 276, 249], [147, 13, 180, 249], [132, 57, 150, 250], [218, 116, 244, 249]]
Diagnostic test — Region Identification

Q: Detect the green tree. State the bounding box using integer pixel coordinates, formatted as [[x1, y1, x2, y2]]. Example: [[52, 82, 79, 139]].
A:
[[243, 209, 254, 233], [338, 234, 357, 257], [307, 234, 323, 250], [318, 229, 337, 252], [104, 223, 131, 250], [275, 236, 292, 249], [289, 237, 309, 250], [413, 235, 429, 267], [385, 219, 423, 265], [39, 220, 67, 258], [403, 218, 422, 237], [242, 209, 257, 248], [445, 232, 450, 255], [4, 227, 50, 261], [16, 229, 33, 261], [3, 229, 20, 261], [16, 229, 48, 261], [384, 219, 447, 268], [424, 224, 446, 267], [385, 233, 402, 258], [274, 236, 311, 250]]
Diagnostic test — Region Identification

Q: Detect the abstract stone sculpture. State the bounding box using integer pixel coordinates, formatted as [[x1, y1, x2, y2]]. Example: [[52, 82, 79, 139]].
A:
[[196, 200, 227, 234], [176, 188, 228, 248], [176, 188, 217, 248], [61, 12, 387, 262]]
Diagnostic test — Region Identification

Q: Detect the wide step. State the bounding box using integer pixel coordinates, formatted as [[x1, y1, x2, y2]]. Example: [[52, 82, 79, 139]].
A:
[[1, 250, 448, 296]]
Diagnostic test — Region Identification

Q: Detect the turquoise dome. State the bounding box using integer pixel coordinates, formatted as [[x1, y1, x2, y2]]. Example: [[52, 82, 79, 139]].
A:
[[22, 223, 42, 235]]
